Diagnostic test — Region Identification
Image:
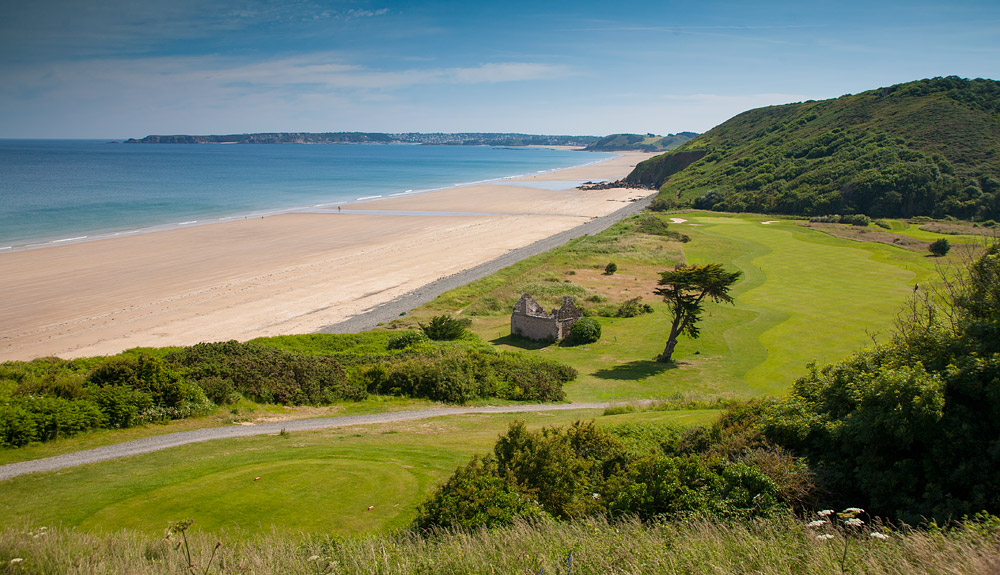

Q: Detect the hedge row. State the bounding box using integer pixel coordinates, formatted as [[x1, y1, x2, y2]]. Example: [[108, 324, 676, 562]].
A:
[[1, 335, 577, 448]]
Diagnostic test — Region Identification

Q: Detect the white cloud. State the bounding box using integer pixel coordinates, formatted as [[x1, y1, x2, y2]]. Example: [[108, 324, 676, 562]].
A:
[[4, 53, 573, 97]]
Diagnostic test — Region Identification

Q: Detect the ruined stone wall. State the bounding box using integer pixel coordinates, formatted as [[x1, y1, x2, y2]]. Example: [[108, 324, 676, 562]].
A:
[[511, 314, 560, 341], [510, 294, 582, 341]]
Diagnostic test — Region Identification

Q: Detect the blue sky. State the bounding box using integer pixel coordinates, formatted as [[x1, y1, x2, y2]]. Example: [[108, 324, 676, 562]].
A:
[[1, 0, 998, 138]]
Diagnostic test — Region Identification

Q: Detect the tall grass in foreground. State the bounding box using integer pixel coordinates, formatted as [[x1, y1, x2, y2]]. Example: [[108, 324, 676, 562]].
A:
[[2, 515, 997, 574]]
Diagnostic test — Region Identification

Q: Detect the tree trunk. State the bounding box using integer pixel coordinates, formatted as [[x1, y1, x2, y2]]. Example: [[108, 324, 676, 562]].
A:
[[657, 337, 678, 363], [657, 314, 684, 363]]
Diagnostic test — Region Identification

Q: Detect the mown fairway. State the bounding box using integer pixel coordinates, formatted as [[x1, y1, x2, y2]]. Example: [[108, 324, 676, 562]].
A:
[[416, 212, 945, 400], [0, 408, 717, 536]]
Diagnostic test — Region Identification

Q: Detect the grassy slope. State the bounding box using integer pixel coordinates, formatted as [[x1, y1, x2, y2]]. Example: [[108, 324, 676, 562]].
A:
[[0, 408, 717, 536], [400, 212, 942, 400]]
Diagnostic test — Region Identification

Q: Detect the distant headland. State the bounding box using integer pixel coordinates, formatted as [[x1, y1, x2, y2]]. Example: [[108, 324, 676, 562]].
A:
[[122, 131, 697, 151], [123, 132, 600, 146]]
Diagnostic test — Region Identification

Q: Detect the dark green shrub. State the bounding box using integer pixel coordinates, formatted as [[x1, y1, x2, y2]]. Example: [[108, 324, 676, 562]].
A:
[[809, 214, 842, 223], [843, 213, 871, 226], [366, 347, 570, 403], [602, 455, 780, 520], [0, 403, 38, 447], [479, 352, 571, 401], [88, 354, 211, 421], [416, 420, 784, 529], [195, 377, 237, 405], [929, 238, 951, 256], [167, 341, 363, 404], [648, 196, 679, 212], [493, 421, 627, 519], [89, 354, 186, 407], [604, 262, 618, 275], [16, 396, 105, 441], [420, 315, 472, 341], [381, 354, 477, 403], [87, 385, 153, 428], [569, 318, 601, 344], [615, 297, 654, 318], [386, 330, 428, 350], [414, 455, 546, 530]]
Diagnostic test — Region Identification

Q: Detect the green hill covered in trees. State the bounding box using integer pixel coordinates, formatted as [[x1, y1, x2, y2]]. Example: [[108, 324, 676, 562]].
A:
[[584, 132, 697, 152], [627, 77, 1000, 220]]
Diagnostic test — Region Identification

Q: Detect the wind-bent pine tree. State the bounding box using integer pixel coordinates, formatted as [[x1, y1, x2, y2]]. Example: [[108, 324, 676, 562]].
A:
[[654, 263, 742, 363]]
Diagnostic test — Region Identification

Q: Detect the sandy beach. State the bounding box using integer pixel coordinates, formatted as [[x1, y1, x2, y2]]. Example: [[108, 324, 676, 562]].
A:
[[0, 151, 655, 361]]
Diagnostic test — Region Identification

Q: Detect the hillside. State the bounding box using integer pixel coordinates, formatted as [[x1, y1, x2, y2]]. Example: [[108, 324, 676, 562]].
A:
[[584, 132, 697, 152], [124, 132, 600, 147], [627, 76, 1000, 220]]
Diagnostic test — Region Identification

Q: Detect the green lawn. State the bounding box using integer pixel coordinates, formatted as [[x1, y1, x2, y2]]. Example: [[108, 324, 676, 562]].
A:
[[0, 408, 717, 536], [458, 212, 941, 399]]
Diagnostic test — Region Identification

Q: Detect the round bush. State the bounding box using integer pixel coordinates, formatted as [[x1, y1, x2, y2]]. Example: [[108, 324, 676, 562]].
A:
[[569, 318, 601, 344], [386, 330, 428, 350]]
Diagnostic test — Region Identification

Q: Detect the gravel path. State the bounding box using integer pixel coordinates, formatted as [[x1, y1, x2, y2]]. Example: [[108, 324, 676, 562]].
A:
[[320, 192, 655, 334], [0, 192, 655, 482], [0, 402, 622, 481]]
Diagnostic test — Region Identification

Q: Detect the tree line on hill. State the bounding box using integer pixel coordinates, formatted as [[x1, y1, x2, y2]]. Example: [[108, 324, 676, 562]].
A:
[[628, 77, 1000, 221]]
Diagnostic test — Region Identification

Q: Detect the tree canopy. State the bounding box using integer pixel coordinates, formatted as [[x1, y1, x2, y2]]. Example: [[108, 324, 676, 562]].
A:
[[654, 263, 742, 363]]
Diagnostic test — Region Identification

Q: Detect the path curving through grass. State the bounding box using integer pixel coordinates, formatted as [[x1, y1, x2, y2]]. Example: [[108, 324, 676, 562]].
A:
[[0, 402, 615, 481]]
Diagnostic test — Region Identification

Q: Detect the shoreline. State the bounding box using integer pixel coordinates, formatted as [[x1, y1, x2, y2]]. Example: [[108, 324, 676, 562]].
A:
[[0, 151, 655, 361], [1, 147, 616, 253]]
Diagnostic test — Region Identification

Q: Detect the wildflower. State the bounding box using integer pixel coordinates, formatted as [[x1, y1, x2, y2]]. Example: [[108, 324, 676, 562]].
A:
[[843, 507, 865, 514], [870, 532, 890, 540], [816, 534, 835, 541], [592, 493, 600, 500], [844, 518, 864, 527], [307, 555, 320, 561], [817, 509, 834, 517], [807, 520, 827, 528]]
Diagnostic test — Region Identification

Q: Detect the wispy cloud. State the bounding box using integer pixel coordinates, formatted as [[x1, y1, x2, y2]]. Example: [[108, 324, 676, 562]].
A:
[[3, 53, 574, 100]]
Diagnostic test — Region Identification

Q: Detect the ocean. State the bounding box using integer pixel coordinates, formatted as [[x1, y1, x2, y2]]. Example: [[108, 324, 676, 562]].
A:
[[0, 140, 614, 249]]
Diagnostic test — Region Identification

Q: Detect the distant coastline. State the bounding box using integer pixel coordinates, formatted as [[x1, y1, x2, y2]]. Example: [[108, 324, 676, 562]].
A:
[[124, 132, 600, 147]]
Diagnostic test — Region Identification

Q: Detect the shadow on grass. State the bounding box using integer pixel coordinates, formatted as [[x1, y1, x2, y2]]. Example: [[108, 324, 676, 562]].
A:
[[490, 334, 555, 350], [592, 359, 678, 381]]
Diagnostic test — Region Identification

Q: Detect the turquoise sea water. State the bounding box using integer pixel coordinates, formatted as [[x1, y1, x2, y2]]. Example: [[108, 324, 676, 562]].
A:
[[0, 140, 614, 249]]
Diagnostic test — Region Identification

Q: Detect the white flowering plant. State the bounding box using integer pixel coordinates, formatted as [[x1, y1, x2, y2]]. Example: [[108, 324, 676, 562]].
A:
[[805, 507, 891, 573]]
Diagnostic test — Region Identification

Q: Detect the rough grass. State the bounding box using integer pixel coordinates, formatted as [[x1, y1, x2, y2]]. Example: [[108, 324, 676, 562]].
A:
[[0, 409, 717, 537], [2, 514, 997, 574]]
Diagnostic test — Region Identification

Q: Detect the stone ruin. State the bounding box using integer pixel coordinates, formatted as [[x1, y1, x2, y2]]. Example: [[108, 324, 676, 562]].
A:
[[510, 294, 582, 341]]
